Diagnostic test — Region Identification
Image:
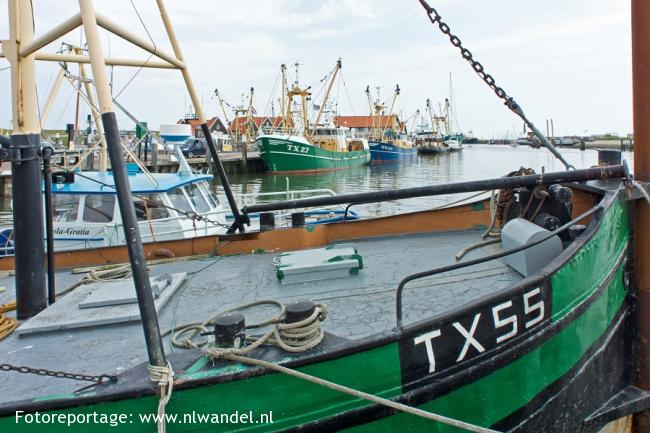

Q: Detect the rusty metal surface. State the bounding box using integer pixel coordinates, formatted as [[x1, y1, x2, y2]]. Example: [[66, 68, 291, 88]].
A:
[[632, 0, 650, 430]]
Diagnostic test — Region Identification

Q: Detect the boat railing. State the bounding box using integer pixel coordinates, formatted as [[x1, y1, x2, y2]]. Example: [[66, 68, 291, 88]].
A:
[[103, 208, 229, 244], [236, 187, 343, 226], [259, 126, 300, 136], [103, 188, 342, 243], [237, 188, 338, 206], [394, 205, 602, 328]]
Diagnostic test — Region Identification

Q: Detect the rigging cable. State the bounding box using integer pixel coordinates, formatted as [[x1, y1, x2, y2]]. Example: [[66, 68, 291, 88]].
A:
[[113, 0, 156, 99], [340, 72, 356, 116], [262, 67, 282, 118]]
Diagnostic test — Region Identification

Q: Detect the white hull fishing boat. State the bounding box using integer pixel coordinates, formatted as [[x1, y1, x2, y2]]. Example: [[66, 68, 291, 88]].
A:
[[0, 161, 353, 255]]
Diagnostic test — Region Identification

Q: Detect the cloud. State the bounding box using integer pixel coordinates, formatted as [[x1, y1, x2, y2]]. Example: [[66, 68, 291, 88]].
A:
[[0, 0, 633, 136]]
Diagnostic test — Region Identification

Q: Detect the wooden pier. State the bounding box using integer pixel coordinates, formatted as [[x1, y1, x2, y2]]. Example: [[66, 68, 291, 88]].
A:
[[147, 151, 264, 174], [0, 150, 264, 197]]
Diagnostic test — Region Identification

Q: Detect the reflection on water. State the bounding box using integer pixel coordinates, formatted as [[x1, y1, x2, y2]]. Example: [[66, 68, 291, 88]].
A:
[[1, 145, 628, 216], [221, 145, 633, 217]]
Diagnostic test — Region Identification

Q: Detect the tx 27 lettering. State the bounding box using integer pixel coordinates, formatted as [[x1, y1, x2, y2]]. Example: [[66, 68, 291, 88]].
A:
[[287, 144, 310, 153], [414, 287, 546, 374]]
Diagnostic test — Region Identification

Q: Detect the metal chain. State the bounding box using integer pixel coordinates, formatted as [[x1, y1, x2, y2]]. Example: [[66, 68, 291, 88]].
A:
[[1, 363, 117, 388], [418, 0, 519, 113], [417, 0, 575, 170]]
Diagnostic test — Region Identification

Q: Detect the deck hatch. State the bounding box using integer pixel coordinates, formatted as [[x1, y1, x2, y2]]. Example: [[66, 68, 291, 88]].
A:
[[273, 243, 363, 284], [16, 273, 186, 335]]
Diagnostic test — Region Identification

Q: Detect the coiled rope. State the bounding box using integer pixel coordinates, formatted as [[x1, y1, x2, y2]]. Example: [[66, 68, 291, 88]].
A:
[[0, 301, 18, 340], [58, 265, 135, 298], [163, 299, 286, 349], [159, 300, 326, 433], [201, 304, 328, 358]]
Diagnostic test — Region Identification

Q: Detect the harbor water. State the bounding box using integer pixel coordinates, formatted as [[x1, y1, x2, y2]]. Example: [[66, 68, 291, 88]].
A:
[[223, 145, 633, 217]]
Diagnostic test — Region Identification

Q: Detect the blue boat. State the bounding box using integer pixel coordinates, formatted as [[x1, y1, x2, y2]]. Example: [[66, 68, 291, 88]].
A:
[[369, 132, 417, 162], [365, 86, 417, 162]]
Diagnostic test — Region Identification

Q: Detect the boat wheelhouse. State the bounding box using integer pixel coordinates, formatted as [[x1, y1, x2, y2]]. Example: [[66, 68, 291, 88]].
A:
[[0, 163, 361, 256], [443, 136, 463, 151]]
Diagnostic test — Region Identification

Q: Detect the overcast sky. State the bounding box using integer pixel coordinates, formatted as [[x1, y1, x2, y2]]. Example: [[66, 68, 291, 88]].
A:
[[0, 0, 632, 138]]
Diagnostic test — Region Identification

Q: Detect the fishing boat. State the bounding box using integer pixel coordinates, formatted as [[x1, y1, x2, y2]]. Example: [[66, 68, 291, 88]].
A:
[[417, 98, 451, 154], [35, 166, 226, 253], [257, 61, 371, 173], [0, 1, 649, 433], [366, 85, 417, 162], [0, 144, 352, 256], [443, 135, 463, 152]]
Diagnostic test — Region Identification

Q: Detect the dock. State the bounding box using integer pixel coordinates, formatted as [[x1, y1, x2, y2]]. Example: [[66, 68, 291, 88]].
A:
[[0, 151, 264, 197], [147, 151, 264, 174]]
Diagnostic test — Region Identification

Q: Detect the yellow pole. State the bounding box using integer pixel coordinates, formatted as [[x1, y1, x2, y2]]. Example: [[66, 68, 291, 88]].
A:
[[280, 64, 287, 131], [155, 0, 205, 123], [6, 0, 47, 319], [7, 0, 39, 134], [78, 49, 107, 171], [381, 85, 400, 139], [39, 68, 65, 129], [310, 59, 341, 137]]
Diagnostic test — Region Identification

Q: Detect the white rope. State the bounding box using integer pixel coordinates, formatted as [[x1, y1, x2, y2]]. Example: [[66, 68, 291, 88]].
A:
[[201, 303, 496, 433], [58, 264, 135, 297], [217, 352, 500, 433], [147, 362, 174, 433], [165, 299, 286, 349], [83, 265, 132, 282], [632, 179, 650, 205], [202, 305, 328, 358]]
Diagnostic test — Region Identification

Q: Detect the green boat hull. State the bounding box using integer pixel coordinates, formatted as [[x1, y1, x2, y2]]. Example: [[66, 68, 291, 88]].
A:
[[0, 192, 638, 432], [257, 136, 370, 173]]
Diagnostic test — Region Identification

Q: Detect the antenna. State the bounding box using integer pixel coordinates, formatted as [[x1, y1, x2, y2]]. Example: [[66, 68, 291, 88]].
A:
[[293, 61, 303, 87]]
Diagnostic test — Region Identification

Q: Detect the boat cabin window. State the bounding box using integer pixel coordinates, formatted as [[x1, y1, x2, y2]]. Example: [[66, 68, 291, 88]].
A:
[[315, 128, 336, 136], [168, 188, 193, 214], [199, 182, 219, 208], [134, 194, 171, 221], [82, 194, 116, 223], [53, 194, 81, 222], [184, 184, 210, 213]]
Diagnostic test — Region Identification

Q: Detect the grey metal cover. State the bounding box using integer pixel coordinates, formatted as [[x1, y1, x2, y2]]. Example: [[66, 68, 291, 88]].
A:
[[501, 218, 563, 277], [78, 273, 173, 309], [274, 243, 363, 284]]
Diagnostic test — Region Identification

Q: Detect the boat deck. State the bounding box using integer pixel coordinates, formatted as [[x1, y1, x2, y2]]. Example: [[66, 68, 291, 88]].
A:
[[0, 228, 522, 405]]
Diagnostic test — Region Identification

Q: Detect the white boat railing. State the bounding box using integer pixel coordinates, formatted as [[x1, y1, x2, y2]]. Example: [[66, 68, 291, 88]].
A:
[[258, 127, 300, 137], [234, 185, 342, 225], [103, 209, 228, 245], [103, 187, 342, 245], [237, 188, 338, 205]]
